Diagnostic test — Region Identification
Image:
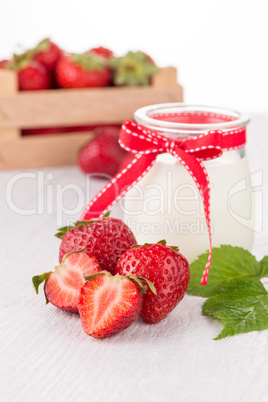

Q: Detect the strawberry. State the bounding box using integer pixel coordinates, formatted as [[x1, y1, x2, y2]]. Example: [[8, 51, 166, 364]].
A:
[[78, 271, 156, 338], [7, 55, 51, 90], [109, 51, 158, 86], [89, 46, 114, 59], [32, 38, 62, 72], [55, 53, 110, 88], [78, 126, 127, 177], [116, 241, 190, 323], [32, 250, 101, 312], [17, 61, 51, 90], [0, 59, 10, 69], [57, 216, 137, 275]]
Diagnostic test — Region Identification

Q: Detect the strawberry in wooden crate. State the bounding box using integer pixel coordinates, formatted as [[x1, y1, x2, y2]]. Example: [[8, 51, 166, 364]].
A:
[[32, 38, 63, 73], [7, 57, 51, 91], [109, 50, 158, 86], [89, 46, 114, 59], [55, 52, 111, 88]]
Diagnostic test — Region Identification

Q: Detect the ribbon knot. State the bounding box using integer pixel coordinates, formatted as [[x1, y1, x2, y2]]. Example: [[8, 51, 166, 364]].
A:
[[120, 121, 225, 161], [81, 119, 246, 285]]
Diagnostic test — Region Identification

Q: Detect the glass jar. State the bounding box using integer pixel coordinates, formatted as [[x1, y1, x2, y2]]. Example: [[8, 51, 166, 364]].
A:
[[122, 103, 254, 263]]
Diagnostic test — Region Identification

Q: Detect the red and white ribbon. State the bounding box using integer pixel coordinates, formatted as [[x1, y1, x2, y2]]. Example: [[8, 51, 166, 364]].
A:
[[80, 120, 246, 285]]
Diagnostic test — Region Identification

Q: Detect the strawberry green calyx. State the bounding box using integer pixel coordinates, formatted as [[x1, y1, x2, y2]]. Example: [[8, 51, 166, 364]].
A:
[[7, 52, 32, 71], [34, 38, 51, 53], [132, 240, 180, 253], [71, 53, 106, 71], [109, 51, 158, 86], [32, 272, 52, 303], [55, 212, 111, 239], [84, 270, 112, 281], [55, 225, 74, 239], [127, 274, 157, 295], [61, 247, 85, 263], [84, 271, 157, 295]]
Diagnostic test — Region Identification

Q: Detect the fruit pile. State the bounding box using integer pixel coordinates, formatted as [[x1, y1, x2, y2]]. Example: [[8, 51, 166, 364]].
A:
[[33, 215, 190, 338], [0, 38, 158, 91]]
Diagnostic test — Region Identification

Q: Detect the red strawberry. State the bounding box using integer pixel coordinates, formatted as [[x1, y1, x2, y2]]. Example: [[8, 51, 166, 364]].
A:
[[89, 46, 114, 59], [57, 216, 137, 275], [33, 38, 62, 72], [17, 61, 51, 90], [78, 271, 156, 338], [55, 53, 110, 88], [0, 59, 10, 69], [32, 250, 100, 312], [116, 241, 190, 323], [78, 126, 127, 177]]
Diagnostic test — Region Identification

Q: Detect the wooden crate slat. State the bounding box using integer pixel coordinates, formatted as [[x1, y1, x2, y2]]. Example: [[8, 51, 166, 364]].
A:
[[0, 131, 95, 170], [0, 70, 20, 139], [0, 86, 182, 129]]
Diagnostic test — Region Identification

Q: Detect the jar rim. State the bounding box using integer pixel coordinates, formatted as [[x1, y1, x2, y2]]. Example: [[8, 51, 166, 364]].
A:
[[134, 103, 250, 133]]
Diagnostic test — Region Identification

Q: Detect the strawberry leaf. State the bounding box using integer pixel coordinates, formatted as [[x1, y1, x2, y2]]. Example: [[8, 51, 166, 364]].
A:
[[258, 256, 268, 278], [32, 272, 51, 294], [61, 248, 85, 263], [32, 272, 52, 304], [137, 276, 157, 295], [84, 270, 111, 281], [202, 278, 268, 340], [55, 225, 74, 239], [187, 245, 260, 297]]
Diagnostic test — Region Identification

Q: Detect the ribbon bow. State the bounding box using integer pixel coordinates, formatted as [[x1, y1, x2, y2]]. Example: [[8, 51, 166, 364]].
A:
[[80, 120, 246, 285]]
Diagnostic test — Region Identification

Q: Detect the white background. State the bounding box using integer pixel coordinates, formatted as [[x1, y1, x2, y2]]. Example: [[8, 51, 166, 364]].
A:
[[0, 0, 268, 114]]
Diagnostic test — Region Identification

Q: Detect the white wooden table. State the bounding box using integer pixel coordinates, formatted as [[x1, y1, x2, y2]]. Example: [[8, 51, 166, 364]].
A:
[[1, 115, 267, 402]]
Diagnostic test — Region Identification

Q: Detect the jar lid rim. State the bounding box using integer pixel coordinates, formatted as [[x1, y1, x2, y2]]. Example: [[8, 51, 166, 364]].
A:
[[134, 103, 250, 131]]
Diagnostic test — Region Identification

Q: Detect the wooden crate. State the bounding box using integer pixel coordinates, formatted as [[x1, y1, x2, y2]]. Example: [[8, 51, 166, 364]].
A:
[[0, 67, 183, 170]]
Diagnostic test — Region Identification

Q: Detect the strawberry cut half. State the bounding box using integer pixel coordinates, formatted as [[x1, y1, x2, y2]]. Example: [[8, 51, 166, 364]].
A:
[[32, 250, 101, 312], [78, 271, 156, 338]]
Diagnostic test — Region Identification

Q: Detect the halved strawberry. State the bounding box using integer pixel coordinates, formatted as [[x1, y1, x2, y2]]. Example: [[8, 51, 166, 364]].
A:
[[32, 250, 101, 312], [78, 271, 156, 338]]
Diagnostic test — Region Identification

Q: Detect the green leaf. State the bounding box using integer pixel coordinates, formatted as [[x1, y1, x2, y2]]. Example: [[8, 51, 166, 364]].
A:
[[258, 256, 268, 278], [187, 245, 260, 297], [202, 278, 268, 339]]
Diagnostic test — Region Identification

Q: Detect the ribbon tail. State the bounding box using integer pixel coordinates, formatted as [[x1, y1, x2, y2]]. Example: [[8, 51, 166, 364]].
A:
[[80, 153, 157, 220], [173, 148, 212, 285]]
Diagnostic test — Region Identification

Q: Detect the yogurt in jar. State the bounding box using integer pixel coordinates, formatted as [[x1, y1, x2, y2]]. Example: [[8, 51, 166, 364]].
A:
[[122, 104, 254, 263]]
